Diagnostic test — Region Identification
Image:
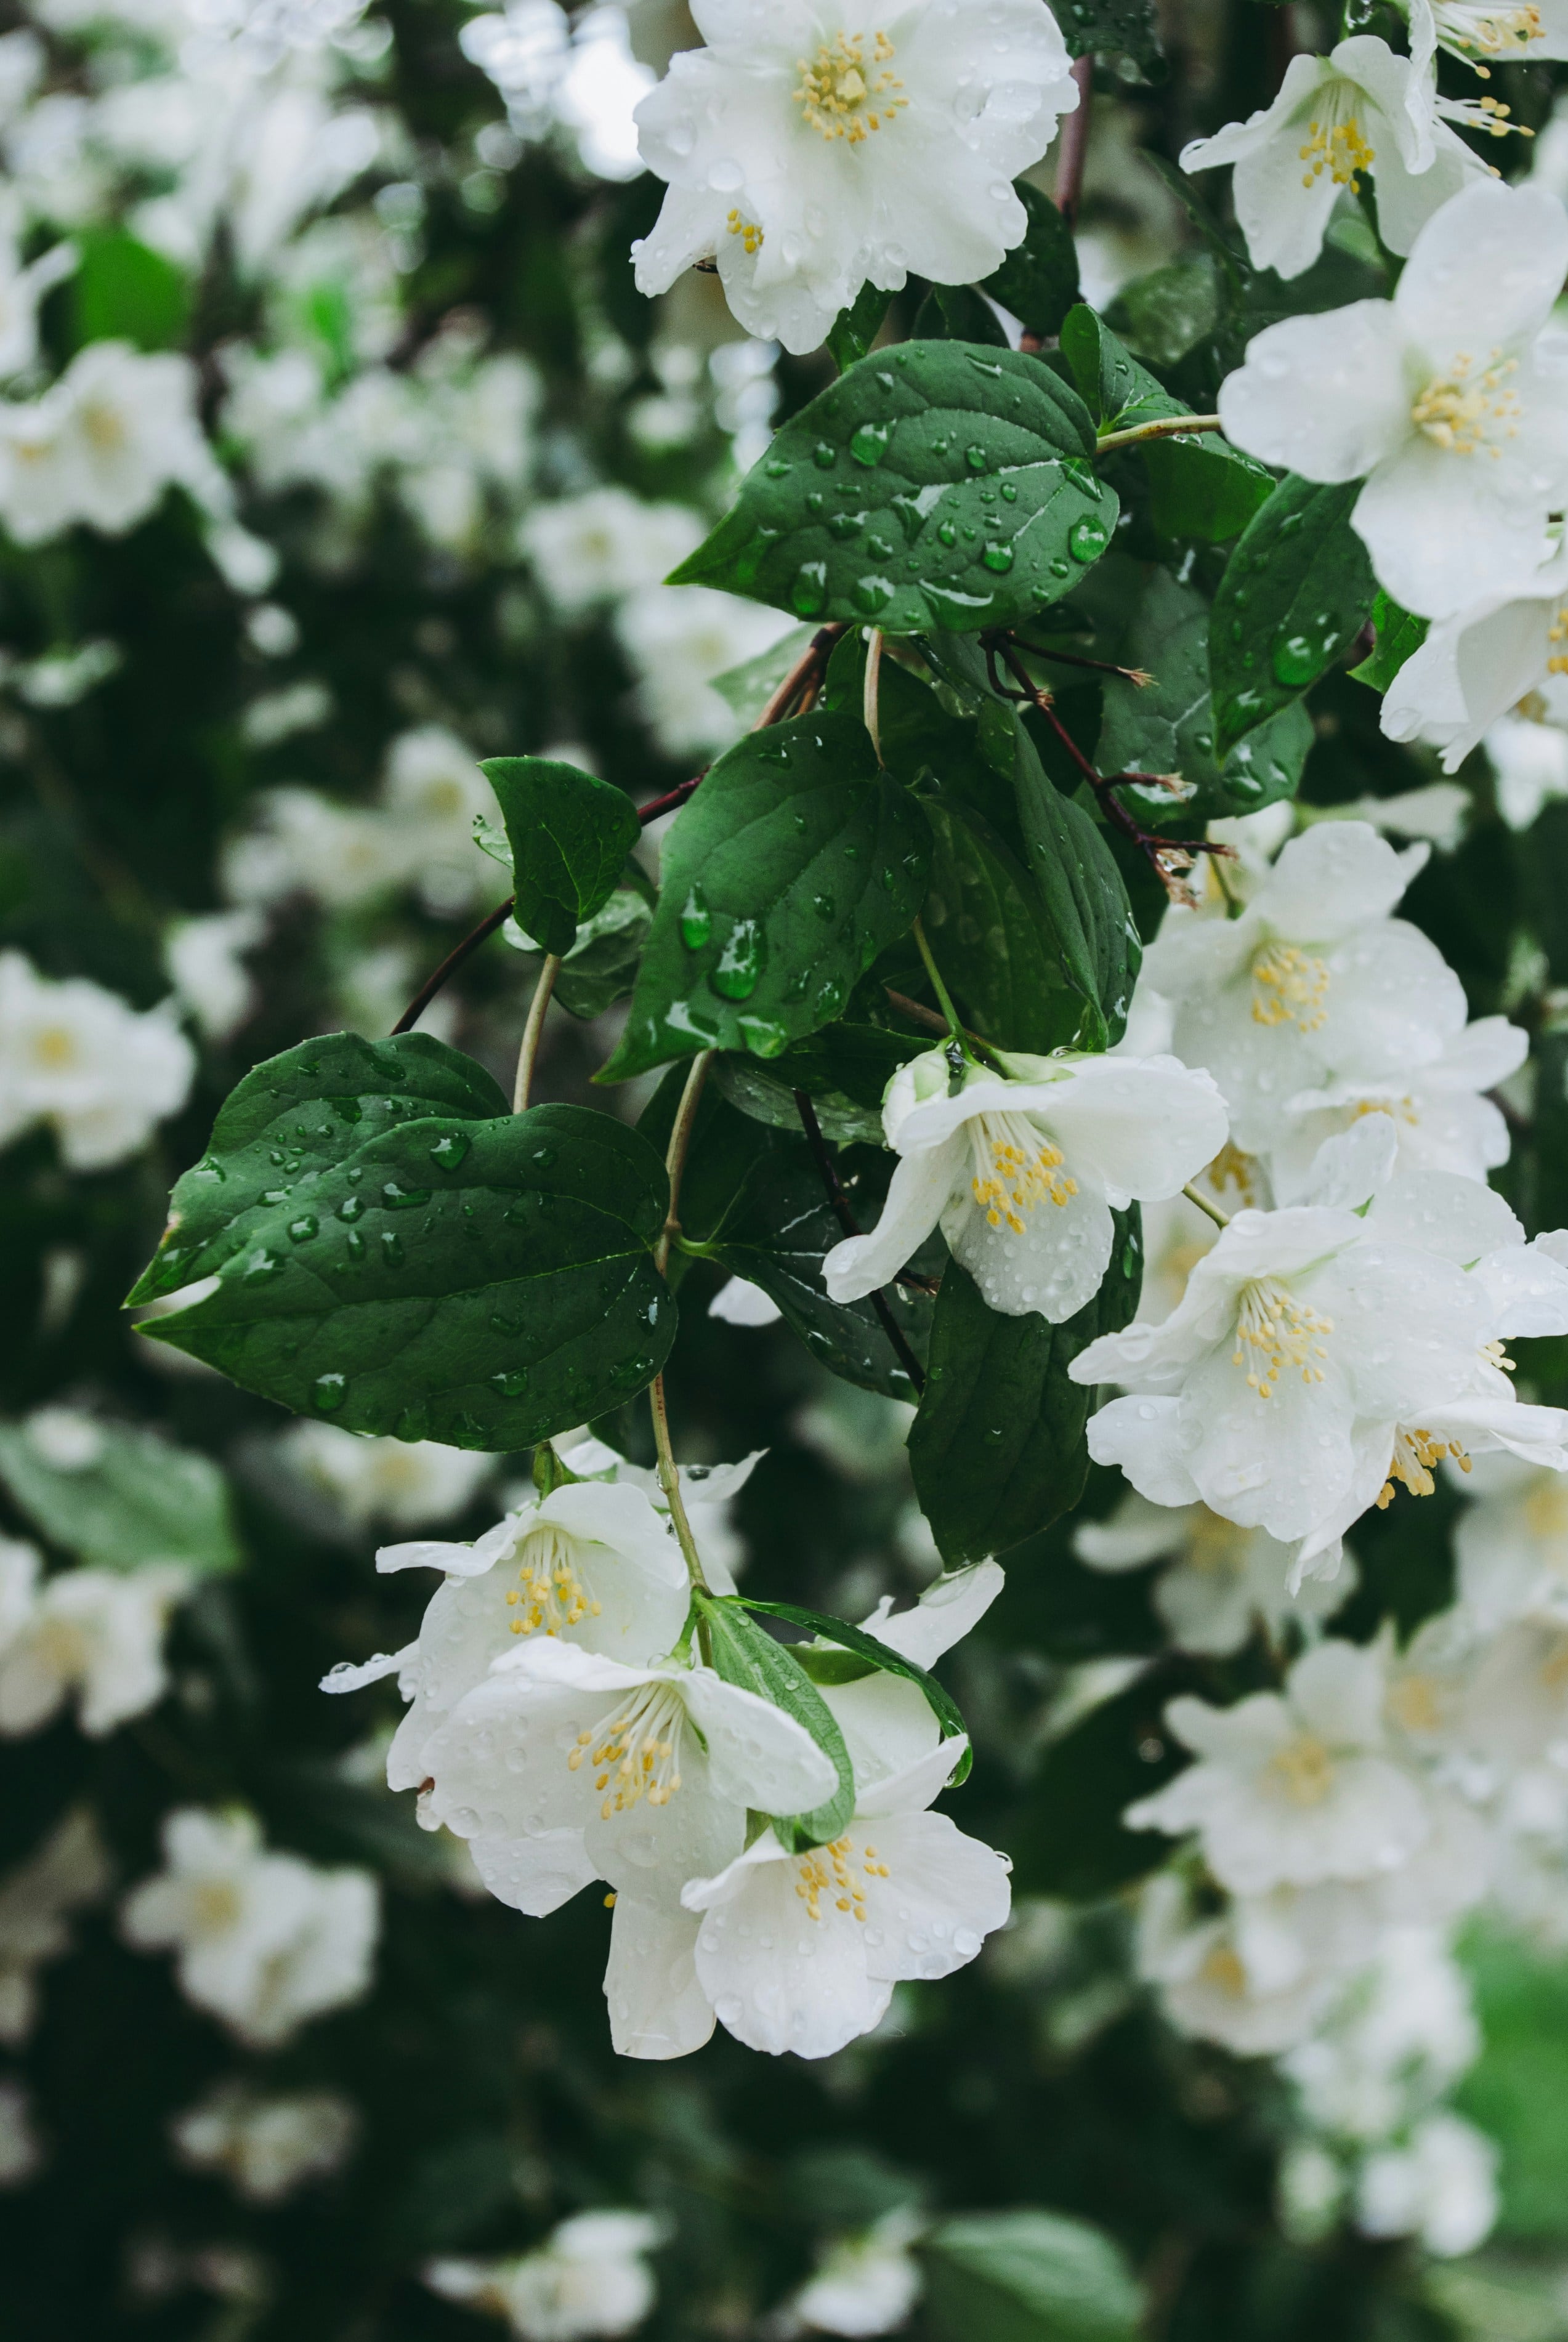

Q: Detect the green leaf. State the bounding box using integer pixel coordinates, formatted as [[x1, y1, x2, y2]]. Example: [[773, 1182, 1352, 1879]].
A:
[[908, 1222, 1142, 1567], [914, 284, 1011, 347], [923, 796, 1079, 1053], [741, 1598, 971, 1783], [826, 281, 894, 373], [1209, 475, 1378, 757], [668, 341, 1118, 635], [710, 621, 817, 722], [979, 181, 1082, 342], [507, 890, 652, 1020], [128, 1033, 509, 1306], [479, 756, 641, 958], [710, 1024, 918, 1147], [1011, 714, 1138, 1051], [1006, 1662, 1192, 1899], [70, 228, 190, 352], [0, 1416, 241, 1577], [924, 2211, 1144, 2342], [696, 1592, 855, 1850], [1059, 304, 1271, 543], [1059, 0, 1163, 73], [135, 1104, 676, 1453], [1096, 567, 1312, 825], [599, 713, 930, 1083], [1103, 254, 1219, 371], [1350, 590, 1429, 693]]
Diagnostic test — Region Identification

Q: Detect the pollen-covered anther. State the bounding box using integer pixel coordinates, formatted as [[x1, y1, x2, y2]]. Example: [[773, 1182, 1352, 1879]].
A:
[[970, 1116, 1077, 1234], [570, 1685, 686, 1818], [1412, 348, 1523, 456], [795, 1835, 884, 1923], [1376, 1426, 1471, 1510], [725, 208, 763, 255], [1298, 113, 1375, 190], [1439, 0, 1543, 61], [507, 1525, 603, 1639], [1250, 941, 1330, 1030], [1233, 1277, 1333, 1400], [794, 29, 906, 142]]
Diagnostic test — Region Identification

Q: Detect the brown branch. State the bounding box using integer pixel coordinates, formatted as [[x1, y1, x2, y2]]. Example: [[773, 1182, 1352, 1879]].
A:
[[392, 896, 515, 1034], [794, 1089, 928, 1394], [1053, 55, 1095, 228]]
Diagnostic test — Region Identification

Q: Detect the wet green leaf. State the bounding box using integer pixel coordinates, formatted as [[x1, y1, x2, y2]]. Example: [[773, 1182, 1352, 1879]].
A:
[[480, 756, 641, 958], [1210, 475, 1377, 757]]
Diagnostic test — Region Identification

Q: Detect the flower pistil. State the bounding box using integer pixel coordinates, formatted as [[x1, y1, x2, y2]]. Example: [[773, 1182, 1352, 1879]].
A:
[[794, 30, 906, 143]]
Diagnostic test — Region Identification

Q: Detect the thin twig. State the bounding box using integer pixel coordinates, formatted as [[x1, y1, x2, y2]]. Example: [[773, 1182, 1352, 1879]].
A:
[[863, 627, 884, 764], [511, 954, 560, 1112], [1053, 54, 1095, 227], [1095, 413, 1223, 454], [758, 622, 847, 729], [655, 1051, 712, 1277], [392, 895, 515, 1035], [650, 1371, 710, 1593], [636, 772, 706, 826], [794, 1089, 927, 1395], [1012, 644, 1155, 687], [883, 988, 1001, 1068], [1183, 1182, 1232, 1229]]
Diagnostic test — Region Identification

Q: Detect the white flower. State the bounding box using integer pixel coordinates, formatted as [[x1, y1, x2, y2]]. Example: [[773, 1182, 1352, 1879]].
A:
[[788, 2209, 924, 2336], [0, 341, 225, 547], [421, 1636, 837, 1957], [120, 1808, 378, 2048], [0, 2078, 40, 2189], [552, 1432, 763, 1591], [1142, 822, 1465, 1157], [337, 1480, 692, 1850], [1407, 0, 1568, 77], [164, 909, 265, 1044], [1218, 179, 1568, 619], [1285, 1927, 1481, 2138], [1075, 1150, 1568, 1558], [614, 584, 798, 759], [220, 787, 405, 912], [519, 488, 704, 615], [1487, 692, 1568, 830], [1461, 1614, 1568, 1763], [1136, 1874, 1340, 2055], [171, 2082, 357, 2204], [280, 1421, 495, 1532], [822, 1044, 1228, 1325], [1180, 36, 1484, 281], [1074, 1490, 1354, 1657], [427, 2210, 664, 2341], [1381, 543, 1568, 773], [676, 1732, 1009, 2059], [378, 725, 505, 914], [708, 1274, 785, 1326], [1453, 1448, 1568, 1628], [0, 1553, 190, 1738], [1126, 1640, 1433, 1896], [0, 950, 195, 1171], [631, 0, 1080, 355], [1263, 1014, 1527, 1203], [1355, 2113, 1498, 2256], [0, 1807, 110, 2045]]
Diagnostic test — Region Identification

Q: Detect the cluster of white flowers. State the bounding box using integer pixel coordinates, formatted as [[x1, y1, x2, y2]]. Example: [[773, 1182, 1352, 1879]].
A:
[[171, 2079, 358, 2203], [427, 2209, 664, 2341], [326, 1455, 1011, 2062], [0, 1535, 191, 1738], [0, 950, 194, 1171], [121, 1807, 378, 2046], [276, 1421, 496, 1533]]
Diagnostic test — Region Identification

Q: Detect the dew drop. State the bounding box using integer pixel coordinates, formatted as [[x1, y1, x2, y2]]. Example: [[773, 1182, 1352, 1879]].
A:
[[1069, 514, 1109, 563], [679, 885, 713, 950], [791, 560, 830, 618], [709, 918, 765, 1001], [429, 1131, 470, 1169], [1271, 632, 1321, 688], [313, 1372, 348, 1412], [850, 421, 892, 467], [982, 540, 1014, 573], [964, 443, 988, 473]]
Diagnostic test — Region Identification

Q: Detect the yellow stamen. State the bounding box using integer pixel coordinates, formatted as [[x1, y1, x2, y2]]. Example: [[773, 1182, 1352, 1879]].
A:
[[969, 1112, 1077, 1235], [1232, 1277, 1333, 1400], [1298, 113, 1375, 191], [1269, 1734, 1335, 1806], [794, 30, 906, 143], [1376, 1426, 1470, 1511], [1250, 941, 1329, 1032], [1412, 348, 1522, 458], [725, 208, 764, 256]]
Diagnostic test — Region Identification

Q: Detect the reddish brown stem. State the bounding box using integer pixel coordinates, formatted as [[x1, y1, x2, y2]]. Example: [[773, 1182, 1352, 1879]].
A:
[[1053, 56, 1095, 227], [392, 897, 515, 1034]]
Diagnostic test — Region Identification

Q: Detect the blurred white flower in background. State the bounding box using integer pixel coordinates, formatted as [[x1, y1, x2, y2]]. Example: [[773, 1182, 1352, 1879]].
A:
[[171, 2080, 358, 2203], [782, 2209, 924, 2337], [277, 1422, 495, 1532], [1074, 1491, 1356, 1657], [426, 2208, 665, 2340], [164, 908, 265, 1044], [0, 1806, 110, 2045], [0, 1545, 192, 1738], [1355, 2112, 1499, 2257], [0, 951, 194, 1171], [519, 487, 704, 615], [121, 1807, 379, 2047], [0, 341, 225, 547], [615, 584, 814, 759]]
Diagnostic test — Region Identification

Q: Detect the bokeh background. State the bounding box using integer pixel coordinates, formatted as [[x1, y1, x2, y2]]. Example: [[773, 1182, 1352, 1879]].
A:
[[6, 0, 1568, 2336]]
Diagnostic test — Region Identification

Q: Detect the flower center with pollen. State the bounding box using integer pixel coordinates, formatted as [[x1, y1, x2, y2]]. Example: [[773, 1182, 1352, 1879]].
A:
[[1250, 942, 1329, 1031], [1412, 349, 1523, 458], [1233, 1278, 1333, 1400], [569, 1682, 686, 1819], [1436, 0, 1543, 60], [1298, 83, 1375, 190], [969, 1112, 1077, 1235], [1376, 1426, 1471, 1511], [725, 209, 763, 255], [794, 30, 906, 143], [1269, 1732, 1335, 1806], [504, 1525, 602, 1637], [794, 1835, 889, 1923]]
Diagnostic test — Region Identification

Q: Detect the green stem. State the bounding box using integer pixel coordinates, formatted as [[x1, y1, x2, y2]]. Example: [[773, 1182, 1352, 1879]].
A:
[[512, 953, 560, 1112], [1094, 413, 1222, 454], [649, 1048, 714, 1597], [1183, 1181, 1232, 1230], [863, 627, 884, 765], [912, 917, 968, 1048], [650, 1371, 709, 1594]]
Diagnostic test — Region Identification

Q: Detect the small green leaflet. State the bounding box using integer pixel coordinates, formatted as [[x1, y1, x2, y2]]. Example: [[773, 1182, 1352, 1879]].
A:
[[695, 1592, 855, 1851], [129, 1032, 509, 1304], [979, 181, 1081, 342], [1349, 590, 1428, 693], [1210, 474, 1378, 757], [924, 2210, 1144, 2342], [480, 756, 641, 958], [0, 1416, 240, 1577], [825, 281, 894, 373], [908, 1222, 1142, 1567], [133, 1102, 676, 1453], [741, 1597, 971, 1785], [507, 890, 652, 1021], [669, 340, 1117, 634], [1096, 568, 1311, 826], [599, 713, 929, 1082]]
